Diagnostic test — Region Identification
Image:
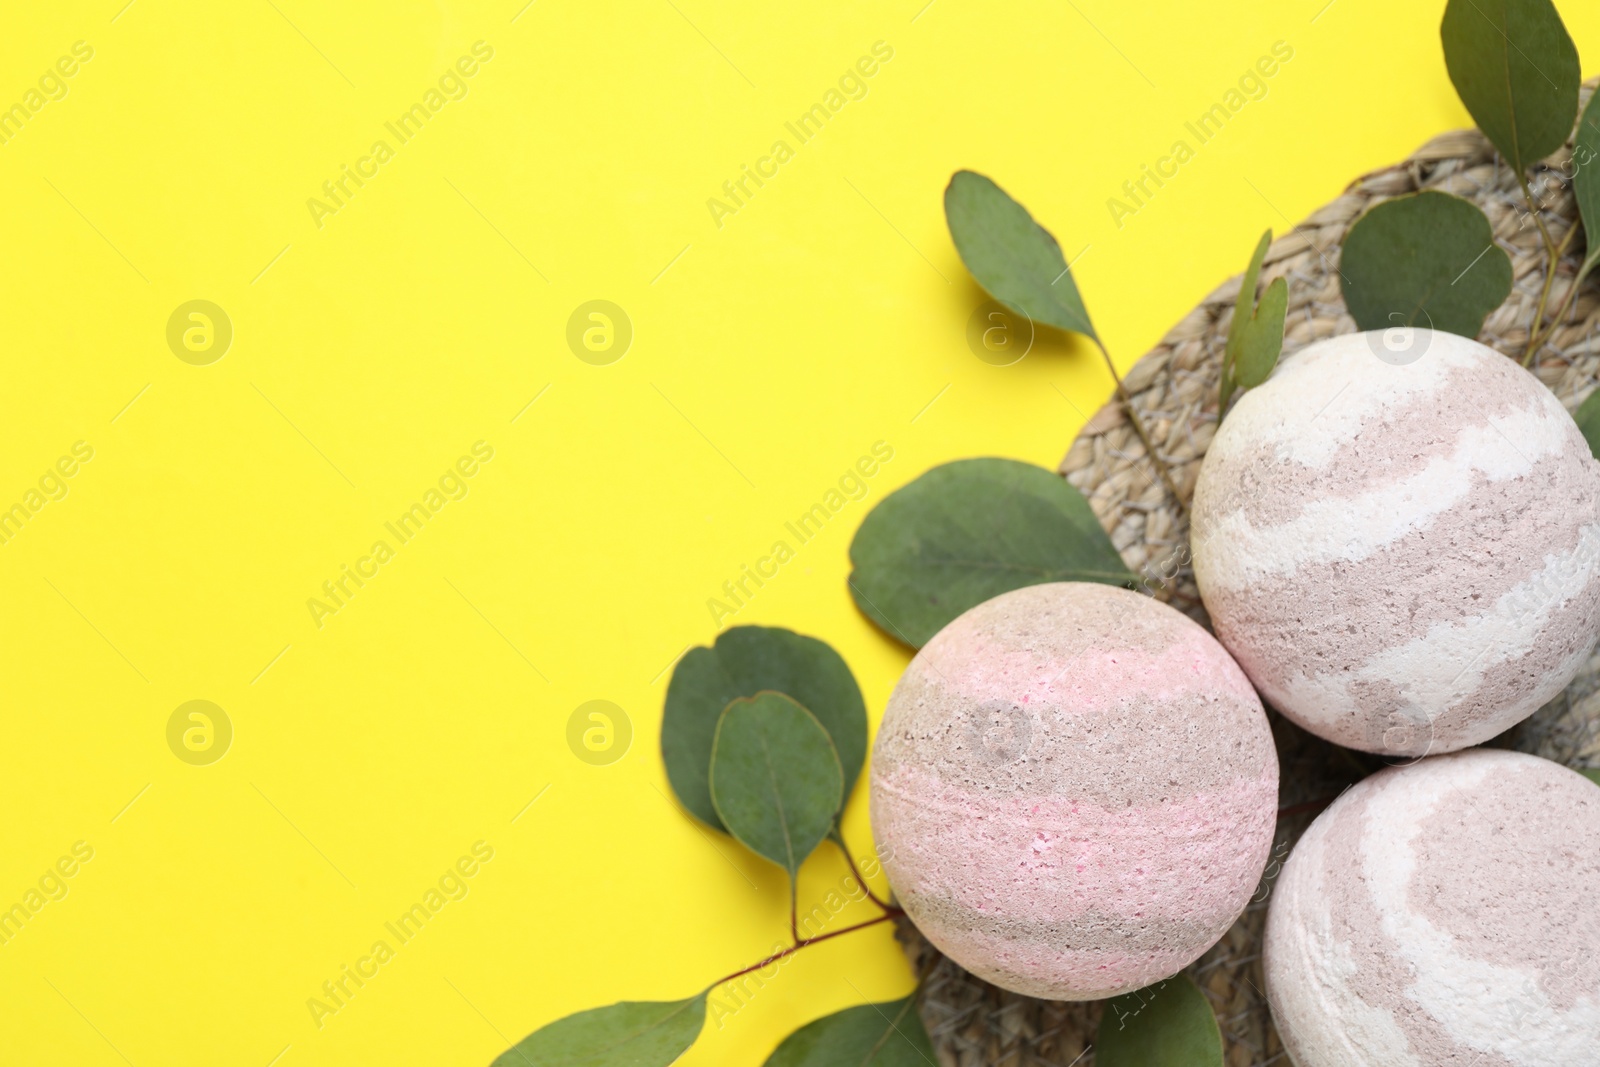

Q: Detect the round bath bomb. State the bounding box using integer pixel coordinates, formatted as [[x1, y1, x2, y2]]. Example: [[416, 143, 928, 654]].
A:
[[1192, 329, 1600, 756], [870, 582, 1278, 1000], [1264, 749, 1600, 1066]]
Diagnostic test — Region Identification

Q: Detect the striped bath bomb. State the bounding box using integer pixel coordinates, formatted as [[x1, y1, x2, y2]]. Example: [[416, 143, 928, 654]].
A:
[[1192, 329, 1600, 756], [1264, 749, 1600, 1066], [870, 582, 1278, 1000]]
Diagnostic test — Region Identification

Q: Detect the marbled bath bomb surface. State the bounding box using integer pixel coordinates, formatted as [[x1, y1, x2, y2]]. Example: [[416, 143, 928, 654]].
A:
[[1193, 330, 1600, 756], [1265, 749, 1600, 1067], [870, 582, 1278, 1000]]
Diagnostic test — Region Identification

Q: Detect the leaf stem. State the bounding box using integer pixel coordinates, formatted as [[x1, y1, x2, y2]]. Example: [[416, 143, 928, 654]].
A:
[[711, 912, 903, 988], [1519, 170, 1557, 255], [1092, 338, 1185, 511], [1529, 275, 1578, 359], [1526, 244, 1588, 360], [1519, 171, 1566, 366], [829, 827, 895, 912]]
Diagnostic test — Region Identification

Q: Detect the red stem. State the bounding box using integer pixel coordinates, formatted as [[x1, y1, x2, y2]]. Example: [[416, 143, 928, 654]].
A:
[[832, 831, 895, 912], [712, 912, 903, 987], [713, 799, 1336, 995]]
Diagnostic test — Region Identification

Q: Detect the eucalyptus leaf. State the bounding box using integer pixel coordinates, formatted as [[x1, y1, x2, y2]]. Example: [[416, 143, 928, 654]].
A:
[[492, 995, 707, 1067], [662, 626, 867, 833], [1571, 88, 1600, 286], [1339, 190, 1512, 337], [710, 692, 843, 880], [1233, 276, 1288, 388], [848, 458, 1133, 648], [944, 170, 1097, 339], [1095, 975, 1224, 1067], [764, 997, 935, 1067], [1224, 230, 1272, 364], [1441, 0, 1579, 176], [1574, 389, 1600, 458], [1220, 231, 1271, 415]]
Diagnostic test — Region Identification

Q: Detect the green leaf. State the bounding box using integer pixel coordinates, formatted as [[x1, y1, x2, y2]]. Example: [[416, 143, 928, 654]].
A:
[[1222, 229, 1287, 408], [492, 995, 707, 1067], [1224, 229, 1272, 365], [1570, 88, 1600, 287], [1233, 276, 1288, 388], [764, 997, 935, 1067], [710, 692, 843, 880], [662, 626, 867, 833], [1574, 389, 1600, 458], [1220, 231, 1272, 415], [1580, 767, 1600, 787], [1095, 975, 1224, 1067], [1339, 190, 1512, 337], [944, 170, 1097, 339], [1441, 0, 1579, 176], [847, 458, 1133, 648]]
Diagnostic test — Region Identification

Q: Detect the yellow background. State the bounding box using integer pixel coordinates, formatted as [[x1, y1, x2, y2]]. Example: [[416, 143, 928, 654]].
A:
[[1, 1, 1596, 1063]]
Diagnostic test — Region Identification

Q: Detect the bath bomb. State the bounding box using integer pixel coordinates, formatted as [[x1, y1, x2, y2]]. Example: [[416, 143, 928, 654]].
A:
[[1264, 749, 1600, 1067], [1193, 330, 1600, 756], [870, 582, 1278, 1000]]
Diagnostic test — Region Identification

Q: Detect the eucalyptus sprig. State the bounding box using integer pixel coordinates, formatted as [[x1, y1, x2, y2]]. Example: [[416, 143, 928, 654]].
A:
[[1547, 88, 1600, 344], [1315, 1, 1600, 367], [492, 625, 925, 1067], [1439, 0, 1581, 363], [943, 170, 1187, 509]]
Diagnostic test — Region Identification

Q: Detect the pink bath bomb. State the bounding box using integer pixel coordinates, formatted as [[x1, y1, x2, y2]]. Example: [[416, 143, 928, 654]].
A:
[[870, 582, 1278, 1000], [1193, 330, 1600, 756], [1265, 749, 1600, 1066]]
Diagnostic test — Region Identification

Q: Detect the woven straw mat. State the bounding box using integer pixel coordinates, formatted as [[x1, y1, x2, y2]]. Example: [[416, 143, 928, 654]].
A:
[[898, 89, 1600, 1067]]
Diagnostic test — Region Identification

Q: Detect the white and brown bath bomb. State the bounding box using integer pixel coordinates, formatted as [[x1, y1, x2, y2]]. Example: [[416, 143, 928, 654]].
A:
[[1193, 330, 1600, 756], [870, 582, 1278, 1000], [1264, 749, 1600, 1066]]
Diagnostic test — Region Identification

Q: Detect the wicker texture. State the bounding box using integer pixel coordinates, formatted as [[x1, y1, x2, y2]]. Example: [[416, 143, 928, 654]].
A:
[[902, 91, 1600, 1067]]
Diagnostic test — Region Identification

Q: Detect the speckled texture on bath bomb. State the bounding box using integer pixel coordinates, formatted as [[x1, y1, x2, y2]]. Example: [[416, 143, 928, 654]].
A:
[[1264, 749, 1600, 1066], [1192, 330, 1600, 756], [869, 582, 1278, 1000]]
